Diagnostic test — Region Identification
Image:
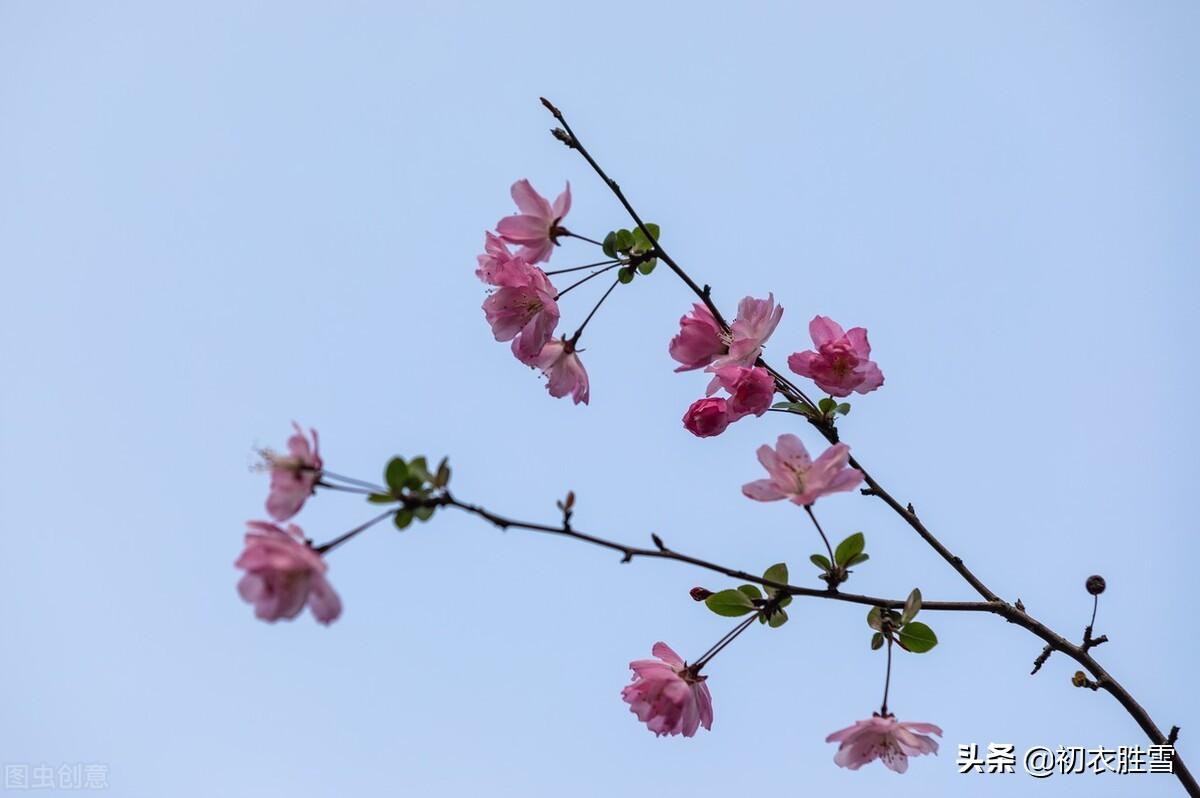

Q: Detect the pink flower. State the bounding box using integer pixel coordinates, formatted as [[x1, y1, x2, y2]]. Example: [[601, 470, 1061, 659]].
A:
[[621, 642, 713, 738], [235, 521, 342, 625], [521, 338, 589, 405], [742, 434, 863, 506], [482, 260, 560, 360], [495, 179, 572, 264], [262, 423, 322, 522], [475, 231, 521, 285], [707, 365, 775, 419], [787, 315, 884, 398], [709, 293, 783, 369], [669, 303, 726, 372], [683, 397, 731, 437], [826, 715, 942, 773]]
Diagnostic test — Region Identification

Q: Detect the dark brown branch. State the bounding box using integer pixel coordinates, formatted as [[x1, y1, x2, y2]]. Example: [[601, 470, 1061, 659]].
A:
[[537, 99, 1198, 797]]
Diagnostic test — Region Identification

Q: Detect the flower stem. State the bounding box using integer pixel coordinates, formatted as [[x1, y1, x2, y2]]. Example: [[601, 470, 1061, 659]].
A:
[[559, 229, 603, 247], [545, 259, 619, 276], [691, 611, 761, 673], [880, 637, 894, 716], [569, 277, 621, 344], [554, 262, 621, 300], [804, 505, 836, 565], [312, 509, 396, 556]]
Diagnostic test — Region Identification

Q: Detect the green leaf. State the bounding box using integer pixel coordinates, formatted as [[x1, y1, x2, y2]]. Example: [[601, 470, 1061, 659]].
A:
[[367, 493, 397, 504], [897, 621, 938, 653], [643, 222, 661, 240], [384, 457, 408, 495], [834, 532, 865, 566], [762, 562, 789, 594], [809, 554, 832, 571], [618, 267, 635, 284], [768, 608, 789, 628], [615, 228, 634, 252], [836, 403, 852, 416], [846, 553, 870, 567], [434, 457, 451, 488], [737, 584, 763, 601], [704, 589, 756, 617], [393, 509, 414, 530], [778, 594, 792, 608], [407, 456, 431, 488], [637, 257, 657, 275], [902, 588, 922, 624], [871, 632, 885, 650], [413, 505, 435, 522], [602, 231, 618, 258], [867, 606, 883, 631], [818, 397, 837, 414]]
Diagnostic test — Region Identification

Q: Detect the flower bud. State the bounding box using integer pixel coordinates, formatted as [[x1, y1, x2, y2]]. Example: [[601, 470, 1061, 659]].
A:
[[1086, 575, 1106, 595], [690, 587, 714, 602]]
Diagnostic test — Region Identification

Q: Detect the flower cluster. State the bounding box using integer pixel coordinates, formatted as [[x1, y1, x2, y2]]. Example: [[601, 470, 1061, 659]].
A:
[[239, 424, 341, 625], [621, 642, 713, 738], [478, 180, 589, 404]]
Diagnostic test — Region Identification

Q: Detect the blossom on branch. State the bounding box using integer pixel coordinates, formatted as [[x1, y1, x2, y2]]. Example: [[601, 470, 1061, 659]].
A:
[[682, 397, 731, 437], [482, 259, 561, 361], [826, 715, 942, 773], [742, 434, 863, 506], [622, 642, 713, 738], [475, 232, 520, 285], [495, 179, 571, 264], [668, 303, 725, 371], [520, 337, 589, 405], [706, 365, 775, 419], [235, 521, 342, 625], [787, 315, 884, 397], [262, 422, 322, 522], [709, 293, 783, 370]]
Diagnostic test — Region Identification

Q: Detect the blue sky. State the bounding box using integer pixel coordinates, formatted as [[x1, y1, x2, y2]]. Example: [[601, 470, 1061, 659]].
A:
[[1, 2, 1197, 796]]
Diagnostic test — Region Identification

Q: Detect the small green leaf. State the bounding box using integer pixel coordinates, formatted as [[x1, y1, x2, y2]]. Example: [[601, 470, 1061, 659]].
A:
[[846, 553, 870, 567], [637, 257, 657, 275], [762, 562, 789, 593], [618, 267, 635, 284], [737, 584, 763, 602], [384, 457, 409, 494], [903, 588, 922, 624], [367, 493, 397, 504], [602, 231, 618, 258], [818, 397, 837, 414], [434, 457, 451, 488], [414, 505, 435, 522], [871, 632, 885, 650], [705, 589, 756, 617], [768, 608, 789, 628], [615, 228, 634, 252], [867, 606, 883, 631], [407, 456, 431, 488], [778, 594, 792, 608], [834, 532, 865, 566], [836, 403, 852, 416], [809, 554, 832, 571], [897, 621, 937, 653], [393, 509, 414, 530]]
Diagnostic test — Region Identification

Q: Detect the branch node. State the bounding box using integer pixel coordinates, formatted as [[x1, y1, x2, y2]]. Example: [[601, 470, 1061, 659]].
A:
[[650, 533, 666, 551], [860, 487, 879, 497], [906, 502, 916, 515], [1031, 644, 1054, 675], [620, 551, 633, 564], [1169, 726, 1180, 745]]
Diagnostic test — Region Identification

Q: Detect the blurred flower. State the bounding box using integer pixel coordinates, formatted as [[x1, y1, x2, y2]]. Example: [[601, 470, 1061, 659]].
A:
[[622, 642, 713, 738], [495, 179, 571, 264], [826, 715, 942, 773], [235, 521, 341, 625], [742, 434, 863, 506], [787, 315, 884, 397], [262, 422, 322, 522], [475, 231, 521, 285]]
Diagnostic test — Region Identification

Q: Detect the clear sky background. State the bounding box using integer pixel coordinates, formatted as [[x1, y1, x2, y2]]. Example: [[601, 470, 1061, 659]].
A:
[[2, 2, 1197, 796]]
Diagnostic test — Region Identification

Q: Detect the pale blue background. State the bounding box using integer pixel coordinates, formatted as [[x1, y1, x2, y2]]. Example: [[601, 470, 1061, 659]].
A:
[[2, 2, 1197, 796]]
